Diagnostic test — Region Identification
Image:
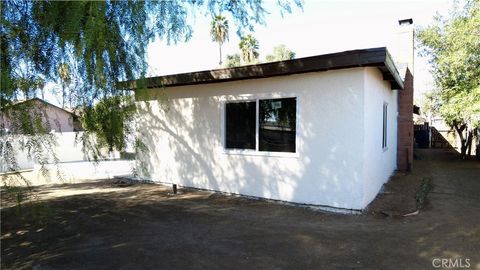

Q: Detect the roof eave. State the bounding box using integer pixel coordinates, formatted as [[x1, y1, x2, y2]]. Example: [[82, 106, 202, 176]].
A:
[[122, 47, 404, 91]]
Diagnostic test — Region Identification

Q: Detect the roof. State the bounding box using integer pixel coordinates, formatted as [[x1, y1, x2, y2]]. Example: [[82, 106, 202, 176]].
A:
[[123, 47, 404, 90], [1, 98, 79, 117]]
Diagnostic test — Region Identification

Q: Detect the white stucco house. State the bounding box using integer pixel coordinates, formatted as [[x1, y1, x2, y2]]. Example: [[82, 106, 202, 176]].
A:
[[128, 46, 414, 211]]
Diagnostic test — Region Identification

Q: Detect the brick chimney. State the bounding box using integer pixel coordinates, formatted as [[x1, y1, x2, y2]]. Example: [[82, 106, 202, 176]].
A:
[[396, 18, 414, 172], [395, 18, 415, 75]]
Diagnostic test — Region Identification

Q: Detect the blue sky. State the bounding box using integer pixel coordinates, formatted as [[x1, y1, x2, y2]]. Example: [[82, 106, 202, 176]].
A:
[[147, 0, 455, 102]]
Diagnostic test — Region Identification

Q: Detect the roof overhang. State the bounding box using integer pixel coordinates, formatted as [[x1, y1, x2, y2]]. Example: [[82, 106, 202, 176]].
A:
[[123, 47, 404, 90]]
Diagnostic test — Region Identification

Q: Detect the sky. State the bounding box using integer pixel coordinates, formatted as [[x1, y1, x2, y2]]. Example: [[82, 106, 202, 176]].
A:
[[41, 0, 456, 107], [146, 0, 455, 102]]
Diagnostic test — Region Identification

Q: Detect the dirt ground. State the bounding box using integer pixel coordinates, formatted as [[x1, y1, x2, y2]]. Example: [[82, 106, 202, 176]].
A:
[[1, 149, 479, 270]]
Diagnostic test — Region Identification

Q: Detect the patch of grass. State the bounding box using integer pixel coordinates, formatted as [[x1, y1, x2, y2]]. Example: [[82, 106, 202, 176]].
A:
[[415, 177, 433, 210]]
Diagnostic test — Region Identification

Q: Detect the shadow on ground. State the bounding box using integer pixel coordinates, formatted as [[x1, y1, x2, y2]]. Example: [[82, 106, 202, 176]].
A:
[[1, 149, 479, 269]]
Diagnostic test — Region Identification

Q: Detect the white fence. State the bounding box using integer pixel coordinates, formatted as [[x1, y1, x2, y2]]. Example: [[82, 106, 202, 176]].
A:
[[2, 160, 134, 186], [0, 131, 121, 172]]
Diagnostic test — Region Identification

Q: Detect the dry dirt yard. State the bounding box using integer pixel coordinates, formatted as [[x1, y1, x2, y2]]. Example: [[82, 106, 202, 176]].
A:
[[1, 149, 479, 270]]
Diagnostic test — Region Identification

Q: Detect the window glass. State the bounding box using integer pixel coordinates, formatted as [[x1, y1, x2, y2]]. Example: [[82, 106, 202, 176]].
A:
[[382, 103, 388, 149], [225, 101, 256, 150], [259, 98, 296, 152]]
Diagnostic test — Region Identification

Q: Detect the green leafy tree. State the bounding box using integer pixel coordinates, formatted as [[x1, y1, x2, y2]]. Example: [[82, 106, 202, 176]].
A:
[[210, 15, 229, 66], [265, 44, 296, 62], [224, 53, 241, 68], [0, 0, 302, 173], [420, 90, 442, 122], [417, 0, 480, 158], [81, 96, 135, 156], [239, 34, 260, 64]]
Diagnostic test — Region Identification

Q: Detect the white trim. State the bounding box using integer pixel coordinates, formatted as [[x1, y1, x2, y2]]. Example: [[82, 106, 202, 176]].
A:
[[255, 99, 260, 151], [382, 101, 388, 151], [221, 148, 299, 158], [219, 98, 256, 151], [219, 93, 300, 158]]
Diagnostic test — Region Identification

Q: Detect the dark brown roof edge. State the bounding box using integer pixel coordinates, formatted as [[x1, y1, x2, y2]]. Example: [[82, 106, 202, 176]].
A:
[[122, 47, 404, 90]]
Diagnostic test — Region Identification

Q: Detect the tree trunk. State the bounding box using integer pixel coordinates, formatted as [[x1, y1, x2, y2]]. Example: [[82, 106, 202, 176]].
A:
[[219, 43, 222, 66], [475, 128, 480, 160], [453, 123, 468, 159], [466, 130, 473, 157]]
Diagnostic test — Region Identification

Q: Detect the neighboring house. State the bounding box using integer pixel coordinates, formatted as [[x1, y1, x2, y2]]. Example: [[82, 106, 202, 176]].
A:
[[0, 98, 87, 171], [0, 98, 82, 134], [127, 45, 414, 210], [0, 98, 128, 173]]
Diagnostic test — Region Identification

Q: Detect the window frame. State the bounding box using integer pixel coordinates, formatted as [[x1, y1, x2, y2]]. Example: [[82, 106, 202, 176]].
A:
[[382, 102, 388, 151], [220, 93, 300, 158], [224, 100, 257, 150]]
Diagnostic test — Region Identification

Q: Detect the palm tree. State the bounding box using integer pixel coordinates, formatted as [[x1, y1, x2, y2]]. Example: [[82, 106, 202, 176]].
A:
[[210, 15, 229, 66], [239, 34, 259, 64]]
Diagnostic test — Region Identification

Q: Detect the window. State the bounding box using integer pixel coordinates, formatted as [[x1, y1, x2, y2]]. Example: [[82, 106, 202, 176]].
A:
[[225, 101, 256, 150], [259, 98, 296, 152], [224, 97, 297, 153], [382, 103, 388, 149]]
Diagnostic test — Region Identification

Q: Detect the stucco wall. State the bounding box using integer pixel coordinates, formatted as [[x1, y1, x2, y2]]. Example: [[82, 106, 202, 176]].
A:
[[136, 67, 396, 209], [0, 132, 120, 172], [2, 160, 134, 187], [40, 102, 76, 132], [0, 132, 86, 171], [362, 68, 399, 207]]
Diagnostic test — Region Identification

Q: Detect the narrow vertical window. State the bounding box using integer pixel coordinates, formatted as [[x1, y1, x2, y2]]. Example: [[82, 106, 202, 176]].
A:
[[259, 97, 297, 152], [382, 103, 388, 149], [225, 101, 256, 149]]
